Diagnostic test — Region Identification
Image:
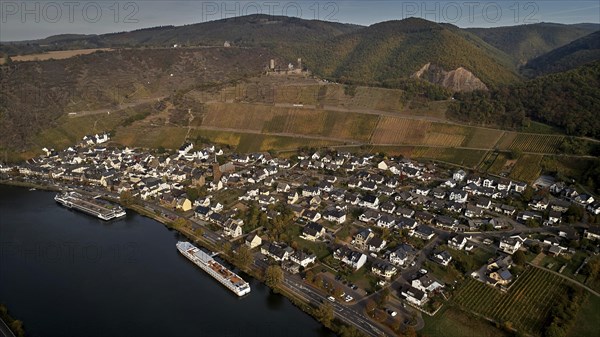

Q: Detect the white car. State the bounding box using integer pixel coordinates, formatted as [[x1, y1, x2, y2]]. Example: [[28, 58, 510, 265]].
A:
[[344, 295, 353, 302], [327, 296, 335, 302], [387, 309, 397, 317]]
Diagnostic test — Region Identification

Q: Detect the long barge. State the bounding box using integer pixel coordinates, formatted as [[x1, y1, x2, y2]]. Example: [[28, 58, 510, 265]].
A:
[[176, 241, 251, 297], [55, 191, 126, 220]]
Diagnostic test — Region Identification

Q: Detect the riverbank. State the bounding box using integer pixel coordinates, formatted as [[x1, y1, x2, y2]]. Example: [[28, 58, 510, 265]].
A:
[[0, 181, 358, 336]]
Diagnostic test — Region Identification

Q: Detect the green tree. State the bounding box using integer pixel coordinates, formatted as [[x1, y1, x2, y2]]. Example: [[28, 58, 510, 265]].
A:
[[185, 187, 200, 202], [234, 245, 253, 270], [513, 250, 526, 265], [265, 265, 284, 289], [171, 217, 189, 229], [314, 302, 334, 326], [365, 299, 376, 315], [119, 190, 135, 206], [377, 288, 390, 308], [305, 270, 314, 283]]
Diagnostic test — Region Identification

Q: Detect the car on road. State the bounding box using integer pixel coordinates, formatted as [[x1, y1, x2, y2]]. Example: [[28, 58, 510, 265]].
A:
[[386, 309, 397, 317], [327, 296, 335, 302], [344, 295, 353, 302]]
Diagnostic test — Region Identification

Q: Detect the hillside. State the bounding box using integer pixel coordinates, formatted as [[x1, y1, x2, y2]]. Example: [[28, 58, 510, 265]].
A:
[[448, 61, 600, 138], [291, 18, 520, 87], [467, 23, 599, 65], [522, 31, 600, 76], [2, 16, 521, 88], [0, 15, 361, 54], [0, 47, 278, 151]]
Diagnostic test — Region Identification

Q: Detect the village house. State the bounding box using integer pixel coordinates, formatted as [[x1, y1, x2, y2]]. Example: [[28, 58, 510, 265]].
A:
[[333, 247, 367, 270], [290, 251, 317, 267], [400, 285, 428, 306], [245, 233, 262, 249], [431, 250, 453, 266], [371, 262, 398, 280], [223, 218, 244, 238], [261, 242, 293, 262], [301, 222, 325, 242], [389, 243, 417, 267], [499, 236, 525, 254], [412, 274, 444, 293]]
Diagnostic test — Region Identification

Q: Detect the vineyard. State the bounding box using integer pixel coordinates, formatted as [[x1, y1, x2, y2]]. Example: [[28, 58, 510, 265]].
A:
[[508, 134, 565, 153], [411, 147, 487, 168], [454, 267, 565, 336], [371, 117, 431, 144], [509, 154, 543, 182], [462, 127, 504, 148], [202, 103, 276, 131], [423, 124, 467, 147]]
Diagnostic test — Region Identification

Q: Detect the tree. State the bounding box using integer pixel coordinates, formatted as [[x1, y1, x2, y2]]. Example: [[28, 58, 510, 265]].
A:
[[365, 299, 376, 314], [171, 217, 189, 229], [513, 250, 526, 265], [333, 285, 344, 298], [377, 288, 390, 308], [222, 241, 232, 255], [234, 245, 253, 270], [404, 326, 417, 337], [314, 302, 334, 326], [531, 244, 542, 254], [119, 190, 135, 206], [391, 317, 402, 333], [265, 265, 283, 289], [305, 270, 314, 284], [185, 187, 199, 202]]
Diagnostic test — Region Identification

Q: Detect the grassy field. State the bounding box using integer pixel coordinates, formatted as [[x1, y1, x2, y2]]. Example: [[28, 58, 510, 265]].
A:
[[509, 154, 543, 182], [421, 305, 510, 337], [454, 267, 565, 336], [568, 293, 600, 337], [412, 147, 488, 168]]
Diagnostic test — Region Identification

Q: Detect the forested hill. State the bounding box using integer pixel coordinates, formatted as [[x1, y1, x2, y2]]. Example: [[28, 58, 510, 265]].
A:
[[522, 31, 600, 77], [287, 18, 519, 87], [448, 61, 600, 138], [466, 22, 599, 66], [0, 15, 361, 55]]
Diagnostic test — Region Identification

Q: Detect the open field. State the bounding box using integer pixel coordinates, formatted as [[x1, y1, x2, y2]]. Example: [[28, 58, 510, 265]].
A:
[[454, 267, 565, 336], [421, 305, 510, 337], [2, 48, 113, 63]]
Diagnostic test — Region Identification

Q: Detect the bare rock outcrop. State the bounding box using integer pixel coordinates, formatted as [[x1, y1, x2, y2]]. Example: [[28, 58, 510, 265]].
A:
[[412, 63, 488, 92]]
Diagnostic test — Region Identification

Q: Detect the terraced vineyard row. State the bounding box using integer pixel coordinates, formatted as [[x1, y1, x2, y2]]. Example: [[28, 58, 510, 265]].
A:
[[508, 134, 565, 153], [371, 117, 431, 144], [454, 267, 564, 336]]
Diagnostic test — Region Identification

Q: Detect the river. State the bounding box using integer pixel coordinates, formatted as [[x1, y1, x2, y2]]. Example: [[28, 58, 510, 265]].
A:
[[0, 185, 333, 337]]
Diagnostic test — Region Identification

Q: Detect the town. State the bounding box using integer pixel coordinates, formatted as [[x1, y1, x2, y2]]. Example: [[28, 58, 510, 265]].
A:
[[2, 133, 599, 337]]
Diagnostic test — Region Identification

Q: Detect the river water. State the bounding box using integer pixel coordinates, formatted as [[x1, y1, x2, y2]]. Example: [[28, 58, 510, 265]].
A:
[[0, 185, 333, 337]]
